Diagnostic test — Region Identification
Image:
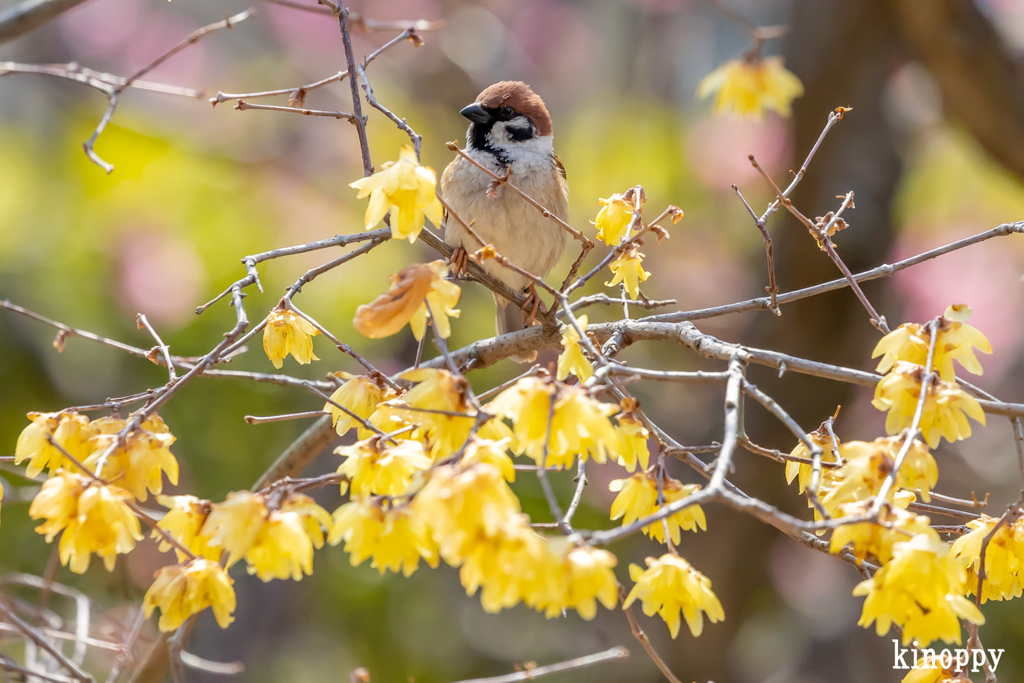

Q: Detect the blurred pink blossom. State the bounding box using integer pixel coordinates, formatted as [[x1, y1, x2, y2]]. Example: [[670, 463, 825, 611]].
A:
[[769, 538, 859, 636], [265, 3, 342, 56], [118, 230, 207, 330], [507, 0, 595, 95], [124, 16, 206, 86], [686, 114, 790, 191], [652, 222, 754, 310], [626, 0, 691, 12], [892, 225, 1024, 380], [59, 0, 143, 62]]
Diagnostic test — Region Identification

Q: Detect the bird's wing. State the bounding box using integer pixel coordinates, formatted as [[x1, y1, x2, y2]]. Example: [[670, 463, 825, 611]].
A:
[[552, 153, 567, 180]]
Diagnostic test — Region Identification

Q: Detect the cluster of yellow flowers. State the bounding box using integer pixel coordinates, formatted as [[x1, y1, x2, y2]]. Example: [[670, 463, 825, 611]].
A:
[[777, 306, 1011, 649], [17, 412, 177, 492], [785, 429, 975, 644], [870, 305, 989, 448], [609, 473, 706, 545], [786, 429, 937, 519], [15, 412, 179, 571], [144, 559, 236, 632], [951, 514, 1024, 603], [488, 377, 618, 469], [30, 470, 142, 573], [302, 369, 723, 635], [144, 489, 331, 630], [590, 190, 674, 302], [854, 530, 984, 647]]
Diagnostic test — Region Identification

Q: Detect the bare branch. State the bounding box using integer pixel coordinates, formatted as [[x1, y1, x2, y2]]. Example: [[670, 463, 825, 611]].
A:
[[450, 646, 628, 683], [0, 0, 89, 46], [82, 8, 256, 173], [233, 100, 355, 120]]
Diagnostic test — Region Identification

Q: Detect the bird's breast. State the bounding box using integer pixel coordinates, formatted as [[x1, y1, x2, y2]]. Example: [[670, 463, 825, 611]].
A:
[[441, 156, 569, 286]]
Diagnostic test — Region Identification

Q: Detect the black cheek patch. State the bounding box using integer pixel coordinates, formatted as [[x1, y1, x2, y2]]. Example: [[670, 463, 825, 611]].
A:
[[507, 126, 534, 142], [468, 121, 495, 152]]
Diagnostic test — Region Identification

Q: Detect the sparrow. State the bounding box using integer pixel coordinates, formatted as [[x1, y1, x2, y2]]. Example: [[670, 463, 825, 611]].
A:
[[440, 81, 569, 362]]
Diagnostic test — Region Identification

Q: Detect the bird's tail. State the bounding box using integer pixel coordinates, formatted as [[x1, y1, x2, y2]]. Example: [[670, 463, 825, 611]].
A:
[[494, 294, 537, 364]]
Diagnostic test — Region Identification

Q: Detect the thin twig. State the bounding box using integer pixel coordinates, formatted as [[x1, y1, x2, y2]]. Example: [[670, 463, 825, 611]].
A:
[[449, 647, 628, 683], [233, 100, 355, 120], [621, 586, 683, 683], [245, 410, 326, 425], [83, 9, 255, 172], [338, 0, 372, 175], [137, 314, 176, 381]]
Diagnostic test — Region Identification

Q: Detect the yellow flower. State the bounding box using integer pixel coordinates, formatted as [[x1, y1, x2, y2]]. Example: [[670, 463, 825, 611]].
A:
[[323, 373, 386, 439], [823, 437, 937, 514], [696, 56, 804, 119], [610, 473, 706, 545], [201, 491, 268, 568], [143, 558, 236, 632], [411, 462, 521, 563], [367, 401, 420, 441], [853, 530, 984, 646], [15, 412, 95, 478], [784, 425, 839, 494], [951, 515, 1024, 603], [605, 248, 649, 301], [514, 537, 620, 620], [559, 544, 619, 620], [245, 510, 315, 582], [593, 194, 634, 246], [901, 668, 960, 683], [329, 499, 438, 577], [872, 362, 986, 448], [556, 315, 593, 382], [397, 368, 475, 458], [624, 554, 725, 638], [154, 495, 220, 562], [30, 473, 143, 574], [477, 415, 518, 453], [460, 437, 516, 482], [86, 429, 179, 503], [460, 517, 548, 614], [263, 307, 319, 369], [354, 261, 460, 341], [488, 378, 618, 470], [336, 438, 431, 496], [873, 305, 992, 382], [279, 494, 334, 550], [30, 470, 84, 542], [349, 144, 444, 243], [830, 502, 932, 564], [615, 412, 650, 472]]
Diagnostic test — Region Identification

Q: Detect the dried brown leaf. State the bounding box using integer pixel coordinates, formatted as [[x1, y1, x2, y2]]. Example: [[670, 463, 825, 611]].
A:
[[353, 263, 434, 339]]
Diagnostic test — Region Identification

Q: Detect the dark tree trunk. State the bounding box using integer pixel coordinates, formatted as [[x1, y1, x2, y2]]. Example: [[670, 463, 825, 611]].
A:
[[668, 2, 906, 682]]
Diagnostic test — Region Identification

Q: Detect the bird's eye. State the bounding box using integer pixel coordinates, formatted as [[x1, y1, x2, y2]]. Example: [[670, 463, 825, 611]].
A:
[[500, 105, 515, 119]]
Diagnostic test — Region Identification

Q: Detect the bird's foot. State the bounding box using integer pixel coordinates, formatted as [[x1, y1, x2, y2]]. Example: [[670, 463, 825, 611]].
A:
[[521, 284, 547, 327], [449, 247, 469, 277]]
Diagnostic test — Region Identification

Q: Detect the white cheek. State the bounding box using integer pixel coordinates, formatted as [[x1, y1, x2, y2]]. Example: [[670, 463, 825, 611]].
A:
[[487, 116, 532, 145]]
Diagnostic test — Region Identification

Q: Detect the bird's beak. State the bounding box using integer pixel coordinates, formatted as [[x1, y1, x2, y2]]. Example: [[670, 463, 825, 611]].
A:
[[460, 103, 491, 124]]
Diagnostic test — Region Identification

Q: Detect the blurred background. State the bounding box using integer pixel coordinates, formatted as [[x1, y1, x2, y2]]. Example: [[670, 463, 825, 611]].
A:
[[3, 0, 1024, 681]]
